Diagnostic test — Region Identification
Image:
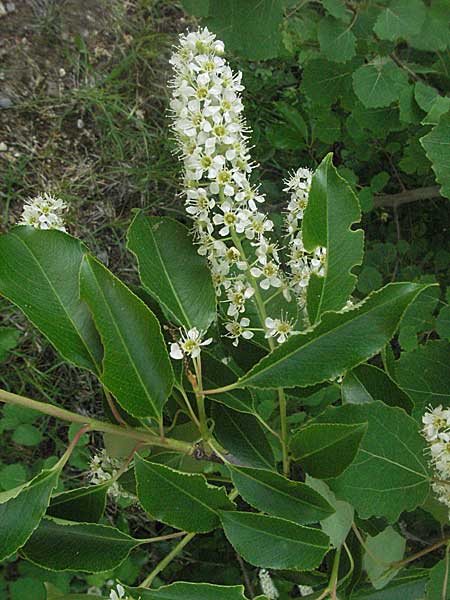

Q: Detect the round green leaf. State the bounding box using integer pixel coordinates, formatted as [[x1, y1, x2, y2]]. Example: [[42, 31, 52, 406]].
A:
[[352, 59, 408, 108], [318, 17, 356, 63], [12, 423, 42, 446]]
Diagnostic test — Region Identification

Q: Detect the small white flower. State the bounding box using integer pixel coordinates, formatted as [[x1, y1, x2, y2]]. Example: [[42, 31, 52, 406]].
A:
[[310, 246, 327, 277], [170, 327, 213, 360], [20, 192, 67, 232], [422, 405, 450, 442], [298, 584, 314, 597], [225, 317, 254, 346], [110, 584, 136, 600], [265, 316, 297, 344], [251, 261, 282, 290]]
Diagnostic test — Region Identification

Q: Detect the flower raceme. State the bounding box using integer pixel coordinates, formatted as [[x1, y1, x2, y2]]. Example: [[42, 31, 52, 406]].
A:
[[168, 28, 327, 350], [422, 405, 450, 517]]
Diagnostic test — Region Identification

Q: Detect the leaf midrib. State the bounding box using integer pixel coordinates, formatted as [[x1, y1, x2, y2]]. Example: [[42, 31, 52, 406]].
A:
[[83, 259, 159, 418], [12, 233, 100, 371], [136, 218, 192, 328], [241, 284, 422, 386]]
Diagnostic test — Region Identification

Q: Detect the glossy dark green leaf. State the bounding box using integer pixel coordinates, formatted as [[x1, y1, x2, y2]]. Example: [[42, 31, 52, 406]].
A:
[[220, 511, 330, 570], [0, 227, 102, 371], [80, 255, 173, 418], [202, 352, 254, 414], [303, 153, 363, 324], [290, 422, 367, 479], [352, 569, 428, 599], [47, 484, 108, 523], [0, 463, 61, 561], [230, 465, 335, 525], [319, 402, 430, 522], [22, 517, 141, 572], [211, 403, 275, 470], [125, 582, 248, 600], [236, 283, 431, 390], [127, 214, 216, 330], [135, 455, 234, 532], [342, 363, 413, 413]]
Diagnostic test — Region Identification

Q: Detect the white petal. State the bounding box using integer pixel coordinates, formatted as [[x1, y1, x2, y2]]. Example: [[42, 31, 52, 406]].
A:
[[170, 343, 184, 360]]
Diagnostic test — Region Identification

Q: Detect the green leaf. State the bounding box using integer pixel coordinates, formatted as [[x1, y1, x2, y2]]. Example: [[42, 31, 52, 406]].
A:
[[0, 463, 61, 561], [352, 569, 428, 599], [342, 364, 413, 413], [0, 327, 20, 362], [290, 422, 367, 479], [230, 465, 335, 525], [320, 402, 430, 522], [303, 153, 363, 324], [236, 283, 430, 390], [47, 484, 108, 523], [211, 404, 275, 470], [204, 0, 289, 60], [318, 17, 356, 63], [220, 511, 330, 570], [437, 305, 450, 340], [420, 111, 450, 200], [302, 58, 361, 106], [373, 0, 426, 41], [352, 58, 409, 108], [414, 81, 439, 112], [409, 4, 449, 52], [0, 228, 102, 372], [202, 352, 254, 414], [125, 582, 248, 600], [9, 578, 45, 600], [45, 582, 101, 600], [398, 286, 440, 351], [322, 0, 351, 22], [363, 527, 406, 590], [127, 214, 216, 331], [0, 463, 28, 490], [22, 517, 141, 572], [12, 423, 42, 446], [306, 476, 353, 548], [181, 0, 210, 18], [135, 455, 234, 532], [80, 255, 173, 419], [427, 558, 450, 600], [396, 340, 450, 419]]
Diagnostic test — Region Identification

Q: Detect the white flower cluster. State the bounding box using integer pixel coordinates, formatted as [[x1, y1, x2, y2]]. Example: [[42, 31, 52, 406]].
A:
[[169, 28, 291, 346], [298, 584, 314, 597], [258, 569, 279, 600], [89, 449, 133, 501], [20, 192, 67, 232], [284, 168, 327, 307], [422, 405, 450, 517]]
